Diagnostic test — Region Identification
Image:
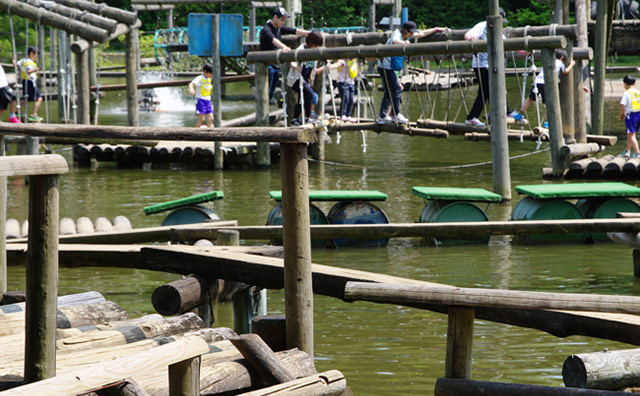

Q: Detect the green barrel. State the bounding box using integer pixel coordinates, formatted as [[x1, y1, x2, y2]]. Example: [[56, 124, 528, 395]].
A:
[[327, 201, 390, 248], [266, 203, 329, 248], [418, 200, 490, 245], [161, 205, 220, 226], [511, 197, 586, 244], [576, 197, 640, 242]]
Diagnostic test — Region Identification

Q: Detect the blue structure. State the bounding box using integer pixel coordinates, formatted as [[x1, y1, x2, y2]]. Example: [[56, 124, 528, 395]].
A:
[[401, 8, 408, 25], [188, 14, 244, 57]]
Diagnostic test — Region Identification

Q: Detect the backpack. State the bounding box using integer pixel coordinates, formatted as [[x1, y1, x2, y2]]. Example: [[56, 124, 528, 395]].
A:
[[347, 59, 358, 79], [390, 56, 404, 71]]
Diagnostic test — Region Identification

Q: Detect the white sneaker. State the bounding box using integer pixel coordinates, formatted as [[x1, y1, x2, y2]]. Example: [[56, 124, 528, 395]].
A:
[[465, 117, 485, 127], [393, 113, 409, 124], [376, 116, 392, 124]]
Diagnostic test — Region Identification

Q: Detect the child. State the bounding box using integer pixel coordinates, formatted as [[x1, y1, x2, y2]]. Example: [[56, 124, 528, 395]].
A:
[[620, 74, 640, 158], [516, 49, 575, 120], [189, 63, 214, 128], [287, 30, 336, 125], [336, 58, 357, 122], [0, 63, 21, 123], [17, 46, 43, 122]]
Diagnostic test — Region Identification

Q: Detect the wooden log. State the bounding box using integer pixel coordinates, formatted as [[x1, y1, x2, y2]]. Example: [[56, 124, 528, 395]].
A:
[[559, 143, 602, 160], [586, 134, 616, 146], [505, 24, 578, 39], [464, 131, 541, 142], [112, 216, 132, 231], [592, 0, 608, 136], [211, 14, 223, 171], [434, 377, 632, 396], [1, 291, 105, 314], [94, 217, 114, 233], [1, 290, 25, 305], [566, 157, 597, 178], [151, 276, 218, 315], [585, 154, 615, 177], [0, 301, 128, 338], [22, 0, 118, 33], [53, 0, 138, 25], [0, 0, 109, 43], [603, 156, 628, 178], [20, 221, 28, 238], [563, 348, 640, 390], [125, 29, 139, 127], [76, 217, 94, 234], [0, 337, 210, 396], [622, 157, 640, 177], [332, 121, 448, 138], [0, 154, 68, 177], [608, 232, 640, 250], [255, 62, 271, 167], [221, 109, 283, 128], [251, 315, 286, 352], [542, 48, 563, 177], [5, 219, 20, 239], [445, 307, 474, 379], [168, 356, 200, 396], [72, 20, 142, 54], [92, 378, 150, 396], [235, 370, 346, 396], [246, 37, 567, 65], [229, 334, 296, 385], [24, 174, 59, 382], [59, 217, 77, 236], [0, 123, 319, 144], [343, 281, 640, 315]]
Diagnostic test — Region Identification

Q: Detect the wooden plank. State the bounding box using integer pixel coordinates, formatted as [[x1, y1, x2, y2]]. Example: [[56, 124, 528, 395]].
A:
[[230, 334, 296, 385], [0, 337, 210, 396], [0, 155, 68, 177], [434, 377, 631, 396], [235, 370, 346, 396], [563, 348, 640, 390], [0, 124, 318, 144], [445, 307, 474, 379]]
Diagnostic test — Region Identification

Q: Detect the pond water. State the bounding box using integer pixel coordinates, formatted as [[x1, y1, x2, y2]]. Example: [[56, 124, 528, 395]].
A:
[[6, 70, 639, 394]]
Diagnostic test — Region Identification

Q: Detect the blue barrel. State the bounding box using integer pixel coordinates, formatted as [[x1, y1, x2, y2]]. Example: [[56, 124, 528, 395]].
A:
[[326, 201, 390, 248], [266, 203, 329, 248], [161, 205, 220, 226], [511, 196, 586, 243], [418, 201, 490, 245], [577, 197, 640, 242]]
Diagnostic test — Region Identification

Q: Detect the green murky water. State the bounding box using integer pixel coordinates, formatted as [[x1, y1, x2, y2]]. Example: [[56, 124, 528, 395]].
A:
[[6, 71, 638, 394]]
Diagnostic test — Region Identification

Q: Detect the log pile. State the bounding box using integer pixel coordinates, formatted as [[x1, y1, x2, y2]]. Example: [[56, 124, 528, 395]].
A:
[[0, 293, 343, 395], [566, 154, 640, 179], [5, 216, 132, 239]]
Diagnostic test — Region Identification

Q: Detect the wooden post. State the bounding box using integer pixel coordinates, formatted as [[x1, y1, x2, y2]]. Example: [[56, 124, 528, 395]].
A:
[[487, 5, 511, 201], [24, 174, 59, 382], [592, 0, 607, 135], [125, 29, 139, 127], [554, 0, 564, 22], [255, 62, 271, 167], [89, 45, 97, 124], [368, 0, 376, 33], [167, 8, 174, 29], [56, 30, 67, 122], [252, 315, 286, 352], [560, 42, 575, 141], [284, 0, 295, 28], [542, 48, 564, 176], [445, 306, 474, 379], [249, 6, 256, 42], [229, 334, 296, 385], [633, 249, 640, 278], [390, 0, 401, 30], [168, 356, 201, 396], [76, 50, 90, 125], [280, 142, 313, 356], [0, 138, 5, 294], [575, 0, 590, 141], [211, 14, 223, 170]]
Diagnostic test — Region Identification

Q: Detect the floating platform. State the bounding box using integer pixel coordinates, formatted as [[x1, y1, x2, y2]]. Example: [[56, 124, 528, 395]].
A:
[[73, 141, 280, 168], [566, 154, 640, 179]]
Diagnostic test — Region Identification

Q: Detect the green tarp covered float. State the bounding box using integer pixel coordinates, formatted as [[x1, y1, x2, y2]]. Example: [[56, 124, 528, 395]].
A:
[[143, 191, 224, 226]]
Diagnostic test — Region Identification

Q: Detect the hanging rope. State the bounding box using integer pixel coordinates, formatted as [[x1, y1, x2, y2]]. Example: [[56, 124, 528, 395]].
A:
[[8, 11, 22, 120], [94, 45, 104, 125]]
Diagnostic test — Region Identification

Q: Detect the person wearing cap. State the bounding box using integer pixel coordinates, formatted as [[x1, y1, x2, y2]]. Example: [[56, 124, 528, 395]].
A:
[[17, 46, 43, 122], [464, 8, 519, 127], [259, 7, 310, 102], [377, 21, 442, 125]]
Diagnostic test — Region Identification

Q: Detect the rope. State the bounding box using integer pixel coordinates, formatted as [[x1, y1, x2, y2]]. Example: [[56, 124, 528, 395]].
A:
[[94, 45, 103, 125], [309, 147, 551, 170], [8, 11, 22, 119]]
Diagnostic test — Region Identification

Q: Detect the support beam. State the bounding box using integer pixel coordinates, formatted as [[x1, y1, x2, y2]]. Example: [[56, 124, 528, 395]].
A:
[[560, 42, 575, 141], [445, 307, 474, 379], [575, 0, 591, 138], [72, 20, 142, 54], [53, 0, 138, 25], [592, 0, 608, 135], [280, 143, 313, 356], [125, 29, 139, 127], [76, 50, 90, 125], [23, 0, 118, 33], [211, 14, 223, 170], [254, 63, 272, 166], [542, 48, 564, 176]]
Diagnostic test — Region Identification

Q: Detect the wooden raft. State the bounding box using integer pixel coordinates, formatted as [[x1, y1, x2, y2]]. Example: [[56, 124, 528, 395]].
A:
[[566, 154, 640, 179]]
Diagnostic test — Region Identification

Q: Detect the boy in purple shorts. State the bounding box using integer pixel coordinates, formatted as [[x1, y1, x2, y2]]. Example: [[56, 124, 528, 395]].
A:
[[189, 63, 214, 128], [620, 74, 640, 158]]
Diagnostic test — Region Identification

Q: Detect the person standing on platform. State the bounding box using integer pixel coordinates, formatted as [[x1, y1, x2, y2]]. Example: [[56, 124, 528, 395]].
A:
[[17, 46, 43, 122], [0, 63, 21, 123], [464, 9, 520, 126], [336, 58, 358, 122], [377, 21, 442, 125], [259, 7, 310, 103], [189, 63, 214, 128], [619, 74, 640, 158]]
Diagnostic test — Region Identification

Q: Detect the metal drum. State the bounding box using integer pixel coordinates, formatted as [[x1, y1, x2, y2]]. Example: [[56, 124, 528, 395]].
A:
[[418, 200, 490, 245], [266, 203, 329, 248], [576, 197, 640, 242], [511, 196, 586, 244], [326, 201, 390, 248], [161, 205, 220, 226]]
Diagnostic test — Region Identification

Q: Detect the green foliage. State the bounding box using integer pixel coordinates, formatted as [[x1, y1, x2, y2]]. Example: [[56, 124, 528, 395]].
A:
[[509, 0, 552, 26]]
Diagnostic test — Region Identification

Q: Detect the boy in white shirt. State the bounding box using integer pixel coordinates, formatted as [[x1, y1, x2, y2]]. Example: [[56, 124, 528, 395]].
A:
[[189, 63, 214, 128], [619, 74, 640, 158], [0, 63, 21, 123], [17, 46, 43, 122]]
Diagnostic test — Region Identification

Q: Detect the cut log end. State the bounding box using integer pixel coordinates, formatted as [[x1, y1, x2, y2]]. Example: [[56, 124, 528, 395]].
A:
[[562, 355, 587, 388]]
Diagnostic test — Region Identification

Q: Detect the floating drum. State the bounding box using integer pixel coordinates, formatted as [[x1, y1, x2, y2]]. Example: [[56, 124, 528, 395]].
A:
[[327, 201, 389, 247], [161, 206, 220, 226], [577, 198, 640, 242], [419, 201, 490, 245], [266, 203, 329, 248], [511, 197, 586, 244]]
